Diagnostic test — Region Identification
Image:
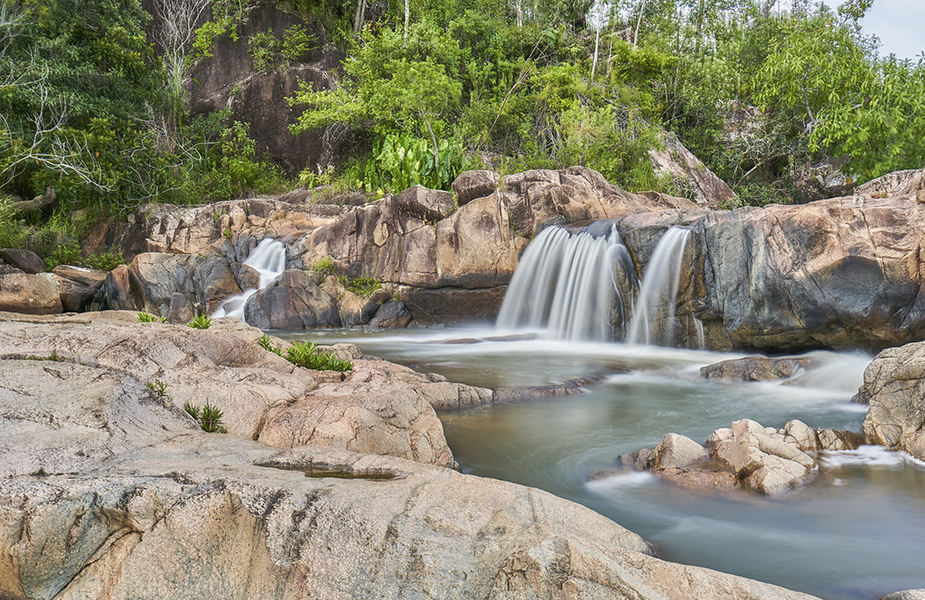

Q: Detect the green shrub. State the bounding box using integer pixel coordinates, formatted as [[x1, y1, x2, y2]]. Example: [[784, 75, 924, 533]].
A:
[[138, 312, 159, 323], [187, 314, 212, 329], [284, 340, 353, 372], [184, 401, 228, 433], [308, 256, 336, 276], [257, 334, 283, 357], [146, 380, 170, 398], [348, 277, 382, 300], [84, 247, 125, 271]]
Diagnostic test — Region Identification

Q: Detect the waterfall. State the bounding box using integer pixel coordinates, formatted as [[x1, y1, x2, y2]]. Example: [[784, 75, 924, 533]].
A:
[[496, 224, 637, 342], [212, 238, 286, 322], [626, 226, 691, 346]]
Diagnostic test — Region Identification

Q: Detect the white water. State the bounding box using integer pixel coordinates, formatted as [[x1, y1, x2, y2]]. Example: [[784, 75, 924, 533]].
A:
[[626, 226, 691, 346], [496, 225, 636, 342], [212, 238, 286, 322]]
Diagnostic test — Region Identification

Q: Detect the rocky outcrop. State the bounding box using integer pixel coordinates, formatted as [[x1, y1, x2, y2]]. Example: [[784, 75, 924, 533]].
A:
[[0, 314, 821, 600], [861, 342, 925, 461], [613, 419, 864, 496], [0, 312, 453, 466], [792, 157, 853, 203], [615, 194, 925, 352], [103, 252, 258, 322], [52, 265, 108, 312], [648, 133, 737, 208]]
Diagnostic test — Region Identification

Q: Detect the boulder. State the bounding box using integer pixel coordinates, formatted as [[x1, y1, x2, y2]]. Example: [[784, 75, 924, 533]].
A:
[[52, 265, 108, 312], [617, 419, 863, 496], [393, 184, 456, 222], [862, 342, 925, 460], [401, 285, 509, 325], [368, 299, 413, 329], [452, 169, 499, 206], [648, 133, 737, 208], [0, 271, 62, 314], [244, 269, 341, 329], [103, 252, 258, 322], [0, 248, 45, 273], [791, 156, 853, 203], [881, 591, 925, 600], [0, 325, 821, 600], [856, 169, 925, 199]]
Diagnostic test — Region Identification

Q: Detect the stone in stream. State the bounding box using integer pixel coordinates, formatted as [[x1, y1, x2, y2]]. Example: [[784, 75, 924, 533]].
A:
[[612, 418, 864, 496], [861, 340, 925, 461]]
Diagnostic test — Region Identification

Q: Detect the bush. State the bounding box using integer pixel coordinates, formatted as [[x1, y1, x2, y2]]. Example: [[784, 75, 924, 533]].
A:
[[284, 340, 353, 372], [187, 314, 212, 329], [184, 401, 228, 433]]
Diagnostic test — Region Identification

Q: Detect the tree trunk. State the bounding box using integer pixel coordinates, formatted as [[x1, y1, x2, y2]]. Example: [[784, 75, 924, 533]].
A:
[[516, 0, 522, 27], [353, 0, 366, 32], [404, 0, 410, 37]]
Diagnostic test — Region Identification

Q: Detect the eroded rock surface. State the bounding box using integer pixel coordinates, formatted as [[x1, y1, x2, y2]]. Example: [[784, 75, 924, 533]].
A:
[[862, 342, 925, 461], [0, 328, 821, 600]]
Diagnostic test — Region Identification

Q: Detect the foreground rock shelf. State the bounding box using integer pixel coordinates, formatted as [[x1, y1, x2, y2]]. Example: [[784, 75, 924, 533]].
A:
[[0, 311, 825, 599]]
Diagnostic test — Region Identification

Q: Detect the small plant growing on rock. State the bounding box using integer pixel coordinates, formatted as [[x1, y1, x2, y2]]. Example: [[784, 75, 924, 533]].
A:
[[146, 380, 170, 398], [26, 350, 58, 361], [309, 256, 336, 276], [187, 314, 212, 329], [137, 311, 159, 323], [285, 340, 353, 372], [348, 277, 382, 300], [184, 401, 228, 433], [257, 334, 284, 357]]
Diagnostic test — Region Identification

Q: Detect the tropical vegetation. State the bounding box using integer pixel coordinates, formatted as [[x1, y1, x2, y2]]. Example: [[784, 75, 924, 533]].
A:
[[1, 0, 923, 263]]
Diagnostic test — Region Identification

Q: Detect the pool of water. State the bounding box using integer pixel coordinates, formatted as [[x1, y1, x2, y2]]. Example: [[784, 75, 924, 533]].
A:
[[283, 326, 925, 600]]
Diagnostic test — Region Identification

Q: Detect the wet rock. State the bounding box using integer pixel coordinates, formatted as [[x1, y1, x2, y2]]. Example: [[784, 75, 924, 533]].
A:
[[102, 252, 256, 322], [0, 248, 45, 273], [368, 299, 413, 329], [401, 285, 509, 325], [492, 377, 593, 404], [617, 418, 863, 496], [881, 590, 925, 600], [244, 269, 341, 329], [701, 356, 818, 383], [862, 342, 925, 461]]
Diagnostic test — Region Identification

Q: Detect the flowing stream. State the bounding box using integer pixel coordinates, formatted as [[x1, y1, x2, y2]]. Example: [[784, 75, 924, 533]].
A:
[[212, 238, 286, 322], [278, 225, 925, 599], [293, 328, 925, 600]]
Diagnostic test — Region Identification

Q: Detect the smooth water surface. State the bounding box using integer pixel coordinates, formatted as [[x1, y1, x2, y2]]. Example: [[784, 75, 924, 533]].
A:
[[287, 327, 925, 600]]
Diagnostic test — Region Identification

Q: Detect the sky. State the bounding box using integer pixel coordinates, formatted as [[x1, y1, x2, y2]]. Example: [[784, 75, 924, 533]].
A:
[[826, 0, 925, 61]]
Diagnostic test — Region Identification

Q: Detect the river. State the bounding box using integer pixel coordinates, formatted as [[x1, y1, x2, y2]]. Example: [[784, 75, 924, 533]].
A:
[[284, 326, 925, 600]]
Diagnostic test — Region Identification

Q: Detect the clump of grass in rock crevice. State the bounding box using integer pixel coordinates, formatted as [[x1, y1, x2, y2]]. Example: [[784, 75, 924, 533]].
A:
[[257, 335, 353, 372]]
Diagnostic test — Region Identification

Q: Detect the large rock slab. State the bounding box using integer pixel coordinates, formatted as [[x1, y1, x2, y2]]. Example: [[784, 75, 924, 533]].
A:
[[0, 344, 820, 600], [0, 312, 452, 467], [861, 341, 925, 460]]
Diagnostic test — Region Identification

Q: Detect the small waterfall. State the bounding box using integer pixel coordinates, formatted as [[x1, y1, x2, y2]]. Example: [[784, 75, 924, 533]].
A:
[[626, 226, 691, 347], [212, 238, 286, 322], [496, 225, 637, 342]]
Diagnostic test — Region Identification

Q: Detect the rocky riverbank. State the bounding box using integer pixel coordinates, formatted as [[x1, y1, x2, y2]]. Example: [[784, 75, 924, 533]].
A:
[[0, 312, 822, 600]]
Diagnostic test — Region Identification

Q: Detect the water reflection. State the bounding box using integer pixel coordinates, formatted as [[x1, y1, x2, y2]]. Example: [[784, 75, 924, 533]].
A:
[[285, 327, 925, 600]]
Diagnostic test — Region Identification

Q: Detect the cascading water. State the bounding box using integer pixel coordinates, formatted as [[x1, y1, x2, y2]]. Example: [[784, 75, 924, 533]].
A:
[[496, 224, 637, 342], [626, 226, 691, 346], [212, 238, 286, 322]]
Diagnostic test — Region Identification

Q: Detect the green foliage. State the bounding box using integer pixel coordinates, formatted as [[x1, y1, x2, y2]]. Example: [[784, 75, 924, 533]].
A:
[[308, 256, 337, 276], [257, 334, 284, 356], [184, 401, 228, 433], [285, 340, 353, 372], [147, 380, 170, 397], [83, 247, 125, 271], [187, 314, 212, 329], [350, 133, 464, 194], [249, 25, 315, 71], [192, 17, 239, 61], [347, 277, 382, 300], [138, 312, 160, 323], [26, 349, 58, 361]]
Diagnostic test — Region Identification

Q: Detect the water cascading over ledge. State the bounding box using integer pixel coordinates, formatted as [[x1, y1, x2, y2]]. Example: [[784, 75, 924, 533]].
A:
[[497, 223, 701, 347], [495, 224, 638, 342], [212, 238, 286, 322]]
